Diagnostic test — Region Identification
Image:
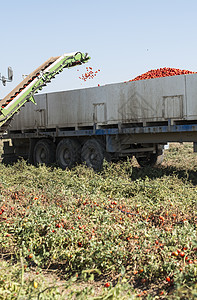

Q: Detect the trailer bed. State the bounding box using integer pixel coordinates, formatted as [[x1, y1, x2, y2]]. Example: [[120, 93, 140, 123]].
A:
[[8, 73, 197, 132]]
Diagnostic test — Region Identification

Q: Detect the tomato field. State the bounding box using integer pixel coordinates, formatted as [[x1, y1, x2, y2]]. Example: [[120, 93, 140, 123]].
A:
[[0, 143, 196, 299]]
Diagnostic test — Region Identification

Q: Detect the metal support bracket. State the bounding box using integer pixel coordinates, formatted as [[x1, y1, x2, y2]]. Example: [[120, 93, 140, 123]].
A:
[[28, 96, 37, 105]]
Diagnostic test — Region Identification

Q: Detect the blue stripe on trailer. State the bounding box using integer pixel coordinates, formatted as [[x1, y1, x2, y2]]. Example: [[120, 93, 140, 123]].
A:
[[43, 124, 197, 137], [7, 123, 197, 139]]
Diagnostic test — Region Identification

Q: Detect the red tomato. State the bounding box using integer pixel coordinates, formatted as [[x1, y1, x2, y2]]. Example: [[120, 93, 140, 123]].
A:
[[166, 276, 171, 282], [104, 282, 110, 288]]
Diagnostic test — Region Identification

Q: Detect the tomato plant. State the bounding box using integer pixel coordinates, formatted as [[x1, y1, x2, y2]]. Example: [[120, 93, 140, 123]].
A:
[[0, 143, 196, 298]]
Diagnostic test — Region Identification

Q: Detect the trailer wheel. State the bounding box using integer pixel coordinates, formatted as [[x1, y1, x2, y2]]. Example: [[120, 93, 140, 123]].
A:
[[81, 139, 104, 171], [136, 152, 163, 167], [56, 139, 81, 169], [33, 139, 56, 166]]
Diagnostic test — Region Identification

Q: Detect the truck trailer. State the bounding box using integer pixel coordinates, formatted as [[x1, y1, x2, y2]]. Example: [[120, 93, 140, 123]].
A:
[[2, 73, 197, 170]]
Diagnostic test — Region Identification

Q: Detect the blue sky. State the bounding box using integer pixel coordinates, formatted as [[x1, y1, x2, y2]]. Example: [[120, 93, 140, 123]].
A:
[[1, 0, 197, 98]]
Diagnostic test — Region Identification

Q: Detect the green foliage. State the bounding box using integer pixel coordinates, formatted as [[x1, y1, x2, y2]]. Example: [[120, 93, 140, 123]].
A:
[[0, 143, 196, 299]]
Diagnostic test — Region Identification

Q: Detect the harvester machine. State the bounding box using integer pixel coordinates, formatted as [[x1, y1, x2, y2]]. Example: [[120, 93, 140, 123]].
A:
[[0, 52, 90, 135]]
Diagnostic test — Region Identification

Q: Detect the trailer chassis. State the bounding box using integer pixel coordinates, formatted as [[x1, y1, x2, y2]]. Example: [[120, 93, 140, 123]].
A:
[[2, 122, 197, 169]]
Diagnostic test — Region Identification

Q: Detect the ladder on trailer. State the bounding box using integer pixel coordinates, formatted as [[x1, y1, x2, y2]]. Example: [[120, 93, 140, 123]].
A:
[[0, 51, 90, 134]]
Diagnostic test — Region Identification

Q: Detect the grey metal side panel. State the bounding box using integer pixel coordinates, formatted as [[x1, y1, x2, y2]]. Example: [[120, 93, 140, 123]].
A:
[[9, 74, 197, 131], [185, 74, 197, 120], [9, 94, 47, 130], [46, 75, 187, 128], [116, 75, 186, 123]]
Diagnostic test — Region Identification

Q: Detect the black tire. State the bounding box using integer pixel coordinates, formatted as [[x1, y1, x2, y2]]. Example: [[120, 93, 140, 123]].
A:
[[81, 139, 105, 171], [136, 152, 163, 167], [33, 139, 56, 166], [56, 139, 81, 169]]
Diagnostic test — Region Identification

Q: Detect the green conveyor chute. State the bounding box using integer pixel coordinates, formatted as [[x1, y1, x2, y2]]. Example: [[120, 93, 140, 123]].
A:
[[0, 51, 90, 133]]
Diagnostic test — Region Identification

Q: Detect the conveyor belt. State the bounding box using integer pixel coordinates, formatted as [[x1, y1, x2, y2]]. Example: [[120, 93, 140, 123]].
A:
[[0, 52, 90, 135]]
